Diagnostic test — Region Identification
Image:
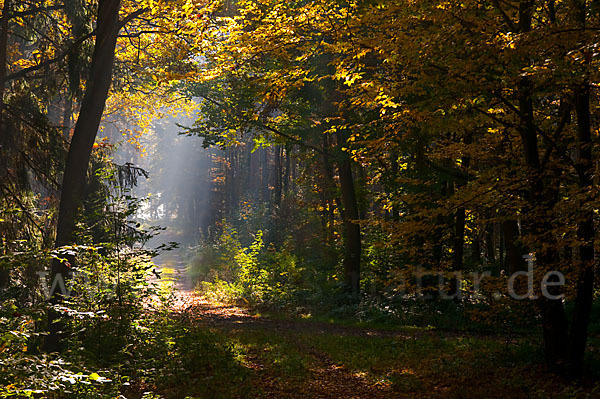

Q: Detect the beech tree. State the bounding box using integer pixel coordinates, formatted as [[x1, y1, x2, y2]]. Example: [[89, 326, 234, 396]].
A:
[[47, 0, 131, 352]]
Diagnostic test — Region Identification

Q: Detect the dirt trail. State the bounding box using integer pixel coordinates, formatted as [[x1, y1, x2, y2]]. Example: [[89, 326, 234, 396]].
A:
[[162, 293, 598, 399], [172, 293, 433, 338], [170, 293, 424, 399]]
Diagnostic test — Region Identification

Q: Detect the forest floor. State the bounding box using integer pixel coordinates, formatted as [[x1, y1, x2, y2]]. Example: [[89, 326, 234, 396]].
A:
[[166, 292, 598, 399]]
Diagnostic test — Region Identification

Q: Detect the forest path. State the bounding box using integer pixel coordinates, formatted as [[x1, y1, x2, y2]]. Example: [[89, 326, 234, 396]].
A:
[[160, 292, 596, 399], [171, 293, 407, 398], [152, 249, 193, 291], [167, 293, 527, 399]]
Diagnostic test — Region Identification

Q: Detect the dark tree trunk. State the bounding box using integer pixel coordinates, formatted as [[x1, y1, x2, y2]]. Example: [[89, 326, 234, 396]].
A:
[[517, 0, 568, 370], [260, 147, 268, 203], [230, 148, 239, 216], [389, 152, 400, 222], [0, 0, 9, 289], [499, 228, 504, 268], [566, 1, 595, 378], [249, 144, 260, 199], [273, 145, 282, 206], [321, 134, 337, 246], [519, 86, 568, 369], [569, 77, 595, 378], [503, 219, 523, 274], [338, 155, 361, 297], [453, 208, 466, 270], [448, 206, 465, 299], [431, 180, 451, 269], [283, 145, 291, 193], [357, 165, 367, 220], [471, 230, 481, 264], [486, 221, 496, 262], [290, 149, 297, 191], [452, 134, 471, 274], [548, 0, 556, 23], [0, 0, 8, 117], [46, 0, 123, 352], [62, 94, 73, 139], [63, 1, 85, 140]]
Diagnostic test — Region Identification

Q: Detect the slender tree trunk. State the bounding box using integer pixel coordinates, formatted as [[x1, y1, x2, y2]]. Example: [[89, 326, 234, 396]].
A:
[[357, 165, 367, 220], [430, 180, 450, 269], [449, 206, 465, 298], [249, 144, 260, 199], [338, 155, 361, 297], [486, 221, 496, 262], [290, 150, 297, 191], [261, 147, 269, 203], [453, 208, 466, 270], [499, 228, 505, 268], [503, 219, 522, 274], [471, 230, 481, 264], [0, 0, 9, 289], [283, 145, 290, 193], [452, 134, 471, 275], [62, 92, 73, 139], [230, 148, 239, 216], [274, 145, 282, 206], [0, 0, 8, 118], [46, 0, 122, 352], [389, 152, 400, 222], [321, 134, 337, 246]]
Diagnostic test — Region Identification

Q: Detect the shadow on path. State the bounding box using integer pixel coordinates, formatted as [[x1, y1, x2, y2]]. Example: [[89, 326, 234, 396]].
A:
[[171, 294, 407, 399]]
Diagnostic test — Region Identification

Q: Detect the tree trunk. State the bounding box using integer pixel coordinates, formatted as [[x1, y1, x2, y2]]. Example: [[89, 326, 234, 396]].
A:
[[62, 89, 74, 139], [46, 0, 122, 352], [389, 152, 400, 222], [569, 77, 595, 379], [273, 145, 282, 206], [502, 219, 523, 274], [338, 155, 361, 297], [283, 145, 291, 193], [260, 147, 269, 202], [520, 82, 568, 369], [517, 0, 568, 370], [0, 0, 10, 288], [566, 0, 596, 378], [471, 231, 481, 264], [320, 134, 338, 246], [452, 208, 466, 269], [452, 134, 471, 275], [486, 221, 496, 262], [0, 0, 8, 117]]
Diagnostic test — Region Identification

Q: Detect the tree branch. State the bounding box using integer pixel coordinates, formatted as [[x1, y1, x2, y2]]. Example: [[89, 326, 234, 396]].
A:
[[252, 121, 326, 155], [541, 104, 572, 167], [424, 158, 473, 182], [119, 7, 150, 28], [492, 0, 517, 31], [11, 5, 64, 19], [1, 30, 95, 84]]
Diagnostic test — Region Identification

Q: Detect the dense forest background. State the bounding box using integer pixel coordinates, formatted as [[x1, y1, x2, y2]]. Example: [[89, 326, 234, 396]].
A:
[[1, 0, 600, 398]]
